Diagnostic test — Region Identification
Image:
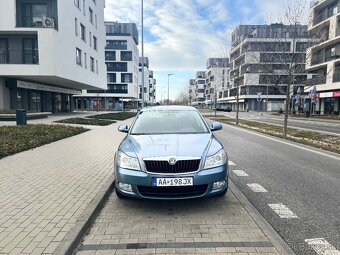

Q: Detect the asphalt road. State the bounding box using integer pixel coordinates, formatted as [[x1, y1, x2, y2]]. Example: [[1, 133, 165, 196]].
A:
[[214, 123, 340, 255], [223, 112, 340, 136]]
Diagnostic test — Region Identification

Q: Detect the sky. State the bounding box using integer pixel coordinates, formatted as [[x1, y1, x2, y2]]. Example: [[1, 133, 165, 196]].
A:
[[104, 0, 310, 101]]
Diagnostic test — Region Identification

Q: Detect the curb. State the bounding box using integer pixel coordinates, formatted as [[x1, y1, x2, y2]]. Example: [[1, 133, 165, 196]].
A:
[[229, 180, 296, 255], [53, 175, 115, 255]]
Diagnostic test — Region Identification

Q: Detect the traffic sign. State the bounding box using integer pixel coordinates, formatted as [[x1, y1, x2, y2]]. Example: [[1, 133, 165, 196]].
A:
[[257, 97, 262, 102], [291, 95, 297, 101], [257, 92, 263, 96]]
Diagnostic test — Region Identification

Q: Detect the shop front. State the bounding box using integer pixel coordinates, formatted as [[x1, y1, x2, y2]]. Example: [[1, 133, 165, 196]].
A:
[[6, 79, 80, 113], [315, 90, 340, 115]]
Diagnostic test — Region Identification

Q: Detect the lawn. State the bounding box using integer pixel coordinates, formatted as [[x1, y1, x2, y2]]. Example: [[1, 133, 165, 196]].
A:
[[0, 124, 88, 159], [88, 111, 136, 121], [211, 117, 340, 154], [55, 118, 116, 126]]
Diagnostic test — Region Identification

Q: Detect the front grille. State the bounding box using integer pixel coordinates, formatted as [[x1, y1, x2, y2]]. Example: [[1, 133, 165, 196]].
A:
[[144, 159, 200, 174], [137, 185, 208, 198]]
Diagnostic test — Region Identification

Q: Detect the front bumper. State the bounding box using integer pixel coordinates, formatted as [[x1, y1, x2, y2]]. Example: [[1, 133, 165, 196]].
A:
[[114, 165, 228, 199]]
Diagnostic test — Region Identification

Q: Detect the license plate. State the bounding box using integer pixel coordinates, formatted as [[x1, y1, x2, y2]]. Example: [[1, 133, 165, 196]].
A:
[[152, 177, 193, 187]]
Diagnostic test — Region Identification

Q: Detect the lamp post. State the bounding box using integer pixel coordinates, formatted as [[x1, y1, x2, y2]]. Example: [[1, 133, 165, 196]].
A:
[[167, 73, 173, 105], [141, 0, 145, 108]]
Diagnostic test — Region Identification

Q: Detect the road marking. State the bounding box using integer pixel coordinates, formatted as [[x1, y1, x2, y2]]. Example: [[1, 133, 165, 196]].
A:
[[224, 124, 340, 162], [232, 170, 249, 176], [268, 203, 298, 219], [228, 160, 236, 166], [305, 238, 340, 255], [247, 183, 268, 192]]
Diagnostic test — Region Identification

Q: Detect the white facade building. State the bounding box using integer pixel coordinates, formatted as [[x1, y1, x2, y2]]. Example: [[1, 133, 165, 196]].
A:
[[0, 0, 106, 112], [138, 57, 156, 106], [306, 0, 340, 115], [74, 22, 139, 110], [189, 71, 206, 107]]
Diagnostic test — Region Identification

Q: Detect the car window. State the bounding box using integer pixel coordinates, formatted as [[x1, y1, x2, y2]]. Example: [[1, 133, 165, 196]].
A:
[[130, 110, 209, 134]]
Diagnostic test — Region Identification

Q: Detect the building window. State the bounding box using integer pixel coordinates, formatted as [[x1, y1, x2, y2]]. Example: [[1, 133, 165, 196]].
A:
[[96, 60, 98, 74], [80, 24, 86, 41], [74, 0, 80, 9], [76, 48, 82, 65], [83, 0, 85, 15], [106, 40, 127, 50], [106, 62, 128, 72], [90, 57, 95, 72], [107, 73, 116, 83], [89, 8, 93, 24], [105, 51, 116, 60], [23, 38, 39, 64], [89, 32, 92, 46], [93, 36, 97, 50], [75, 18, 78, 36], [0, 39, 9, 64], [92, 0, 96, 4], [84, 52, 87, 68], [121, 73, 133, 83], [120, 51, 132, 61], [95, 15, 97, 28]]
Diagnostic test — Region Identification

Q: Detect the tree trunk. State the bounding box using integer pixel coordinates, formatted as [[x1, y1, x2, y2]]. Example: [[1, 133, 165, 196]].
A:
[[283, 83, 290, 137]]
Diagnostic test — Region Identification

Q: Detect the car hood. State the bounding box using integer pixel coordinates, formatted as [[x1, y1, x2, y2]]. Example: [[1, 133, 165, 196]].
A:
[[120, 133, 217, 159]]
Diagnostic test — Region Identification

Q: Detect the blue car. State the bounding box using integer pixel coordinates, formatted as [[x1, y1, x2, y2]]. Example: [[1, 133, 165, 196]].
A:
[[114, 106, 228, 199]]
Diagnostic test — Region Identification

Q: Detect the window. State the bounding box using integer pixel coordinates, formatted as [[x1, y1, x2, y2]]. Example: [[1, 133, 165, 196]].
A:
[[23, 38, 39, 64], [93, 36, 97, 50], [90, 57, 95, 72], [84, 52, 87, 68], [95, 15, 97, 28], [76, 48, 82, 65], [75, 18, 78, 36], [106, 62, 127, 72], [83, 0, 85, 15], [89, 8, 93, 24], [0, 39, 9, 64], [96, 60, 98, 74], [107, 73, 116, 83], [74, 0, 80, 9], [80, 24, 86, 41], [107, 84, 128, 93], [106, 40, 127, 50], [92, 0, 96, 4], [120, 51, 132, 61], [105, 51, 116, 60], [89, 32, 92, 46], [121, 73, 133, 83], [21, 4, 48, 27]]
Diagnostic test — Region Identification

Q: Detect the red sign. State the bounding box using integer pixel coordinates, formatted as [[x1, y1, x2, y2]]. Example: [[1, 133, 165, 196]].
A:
[[333, 91, 340, 97]]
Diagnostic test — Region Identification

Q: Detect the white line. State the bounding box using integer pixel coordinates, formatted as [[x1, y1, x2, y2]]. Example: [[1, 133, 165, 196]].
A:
[[228, 160, 236, 166], [268, 203, 298, 219], [305, 238, 340, 255], [247, 183, 268, 192], [223, 124, 340, 162], [232, 170, 249, 177]]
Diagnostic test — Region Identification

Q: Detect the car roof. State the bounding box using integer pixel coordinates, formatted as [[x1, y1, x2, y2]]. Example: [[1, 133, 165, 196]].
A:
[[140, 106, 198, 112]]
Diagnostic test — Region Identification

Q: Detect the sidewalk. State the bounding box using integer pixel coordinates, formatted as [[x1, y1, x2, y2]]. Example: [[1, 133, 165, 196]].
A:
[[0, 117, 293, 255], [0, 121, 127, 254]]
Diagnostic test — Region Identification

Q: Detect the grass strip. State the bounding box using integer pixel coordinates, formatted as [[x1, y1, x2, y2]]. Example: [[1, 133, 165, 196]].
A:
[[211, 117, 340, 154], [55, 118, 115, 126], [0, 124, 88, 159], [88, 112, 136, 121]]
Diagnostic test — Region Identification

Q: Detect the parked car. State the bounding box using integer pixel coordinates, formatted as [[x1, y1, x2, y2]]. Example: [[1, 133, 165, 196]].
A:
[[114, 106, 228, 199]]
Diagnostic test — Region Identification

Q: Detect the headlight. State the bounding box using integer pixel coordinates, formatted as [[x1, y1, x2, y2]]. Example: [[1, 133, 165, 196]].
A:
[[204, 149, 227, 169], [117, 151, 141, 171]]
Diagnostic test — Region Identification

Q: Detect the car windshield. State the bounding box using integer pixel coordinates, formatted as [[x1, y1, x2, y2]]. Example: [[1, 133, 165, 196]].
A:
[[130, 110, 209, 135]]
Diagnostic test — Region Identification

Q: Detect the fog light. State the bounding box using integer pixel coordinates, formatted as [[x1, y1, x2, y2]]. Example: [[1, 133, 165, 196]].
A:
[[213, 180, 226, 190], [118, 182, 132, 192]]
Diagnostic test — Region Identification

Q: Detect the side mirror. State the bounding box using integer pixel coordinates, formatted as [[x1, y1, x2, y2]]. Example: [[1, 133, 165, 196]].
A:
[[211, 123, 222, 132], [118, 124, 129, 133]]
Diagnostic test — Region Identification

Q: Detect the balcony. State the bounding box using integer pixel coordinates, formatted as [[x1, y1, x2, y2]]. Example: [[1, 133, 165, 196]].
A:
[[305, 76, 326, 85], [0, 49, 39, 64]]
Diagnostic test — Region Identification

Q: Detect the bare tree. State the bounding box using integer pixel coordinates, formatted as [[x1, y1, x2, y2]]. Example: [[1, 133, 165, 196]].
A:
[[175, 90, 189, 105]]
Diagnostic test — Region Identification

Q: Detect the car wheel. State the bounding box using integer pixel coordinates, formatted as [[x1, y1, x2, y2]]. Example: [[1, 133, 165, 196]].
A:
[[115, 188, 126, 199]]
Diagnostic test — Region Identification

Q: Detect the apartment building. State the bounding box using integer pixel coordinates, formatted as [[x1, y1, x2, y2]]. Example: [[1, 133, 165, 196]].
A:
[[189, 71, 206, 108], [74, 22, 139, 110], [306, 0, 340, 115], [205, 58, 229, 109], [0, 0, 106, 112], [227, 24, 313, 112], [138, 57, 156, 106]]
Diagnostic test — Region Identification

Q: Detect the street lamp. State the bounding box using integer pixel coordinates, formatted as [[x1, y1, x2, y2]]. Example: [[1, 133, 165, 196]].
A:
[[141, 0, 145, 108], [167, 73, 174, 105]]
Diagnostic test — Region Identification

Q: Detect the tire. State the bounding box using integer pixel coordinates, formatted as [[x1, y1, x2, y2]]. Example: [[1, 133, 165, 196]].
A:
[[115, 188, 125, 199]]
